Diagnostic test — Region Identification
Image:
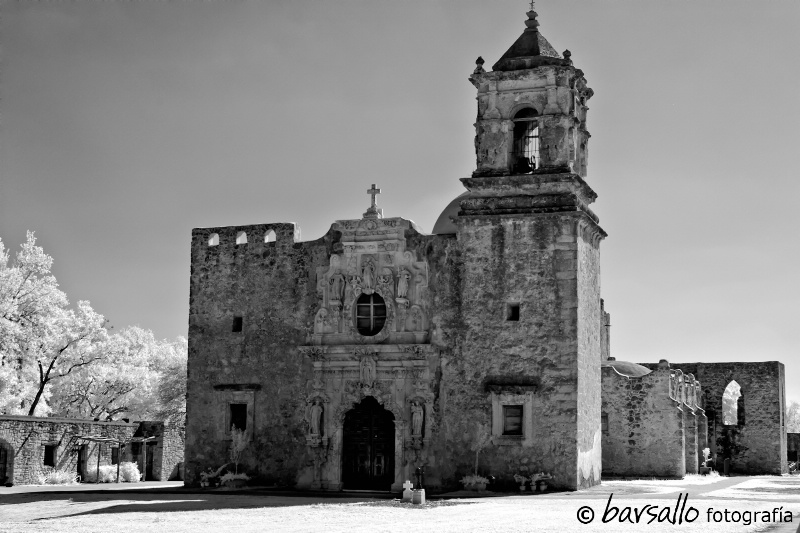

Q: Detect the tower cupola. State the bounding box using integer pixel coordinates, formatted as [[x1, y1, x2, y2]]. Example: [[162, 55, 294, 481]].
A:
[[469, 9, 593, 179]]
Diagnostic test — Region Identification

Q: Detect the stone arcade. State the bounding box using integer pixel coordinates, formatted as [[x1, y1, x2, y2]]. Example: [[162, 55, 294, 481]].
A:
[[184, 9, 787, 492]]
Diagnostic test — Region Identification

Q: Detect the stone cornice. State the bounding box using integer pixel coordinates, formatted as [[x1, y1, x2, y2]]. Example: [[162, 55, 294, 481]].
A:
[[461, 172, 597, 206]]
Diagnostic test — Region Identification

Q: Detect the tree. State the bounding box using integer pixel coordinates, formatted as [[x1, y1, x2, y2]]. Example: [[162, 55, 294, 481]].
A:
[[0, 232, 106, 415], [50, 327, 187, 422], [787, 401, 800, 433], [154, 336, 188, 428]]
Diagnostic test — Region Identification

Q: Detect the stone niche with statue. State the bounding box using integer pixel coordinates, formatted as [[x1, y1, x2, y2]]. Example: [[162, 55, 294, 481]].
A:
[[311, 216, 430, 346], [297, 216, 437, 491]]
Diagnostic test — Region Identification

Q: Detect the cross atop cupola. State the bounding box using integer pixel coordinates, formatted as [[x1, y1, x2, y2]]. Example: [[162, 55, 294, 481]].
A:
[[363, 184, 383, 219]]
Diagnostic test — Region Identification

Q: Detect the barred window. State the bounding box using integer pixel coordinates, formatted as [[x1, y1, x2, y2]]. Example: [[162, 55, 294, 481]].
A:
[[512, 108, 539, 174], [502, 405, 523, 436], [355, 293, 387, 336]]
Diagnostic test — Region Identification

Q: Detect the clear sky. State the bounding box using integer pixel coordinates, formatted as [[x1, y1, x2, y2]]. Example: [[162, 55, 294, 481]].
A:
[[1, 0, 798, 403]]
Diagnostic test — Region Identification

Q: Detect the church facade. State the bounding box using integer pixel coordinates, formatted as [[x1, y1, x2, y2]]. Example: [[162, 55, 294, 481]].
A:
[[184, 9, 787, 492]]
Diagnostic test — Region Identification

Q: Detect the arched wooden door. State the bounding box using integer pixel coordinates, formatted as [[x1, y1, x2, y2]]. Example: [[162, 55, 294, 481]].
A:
[[342, 396, 395, 490]]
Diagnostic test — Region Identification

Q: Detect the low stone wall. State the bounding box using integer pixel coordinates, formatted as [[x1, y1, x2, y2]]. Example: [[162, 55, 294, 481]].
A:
[[0, 416, 185, 485], [0, 416, 138, 485]]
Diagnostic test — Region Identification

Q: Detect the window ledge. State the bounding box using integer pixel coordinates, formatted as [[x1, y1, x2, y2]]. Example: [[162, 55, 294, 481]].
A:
[[494, 435, 524, 446]]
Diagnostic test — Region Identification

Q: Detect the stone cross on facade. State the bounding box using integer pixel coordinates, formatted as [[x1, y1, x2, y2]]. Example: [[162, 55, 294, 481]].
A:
[[363, 184, 383, 219]]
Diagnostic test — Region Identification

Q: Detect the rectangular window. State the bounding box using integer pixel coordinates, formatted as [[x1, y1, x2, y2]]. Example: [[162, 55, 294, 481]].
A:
[[601, 413, 609, 434], [230, 403, 248, 431], [506, 303, 520, 322], [43, 444, 57, 467], [232, 316, 243, 333], [111, 447, 120, 465], [502, 405, 523, 436]]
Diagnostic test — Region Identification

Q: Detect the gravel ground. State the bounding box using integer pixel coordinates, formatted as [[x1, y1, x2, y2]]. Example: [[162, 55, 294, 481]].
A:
[[0, 476, 798, 533]]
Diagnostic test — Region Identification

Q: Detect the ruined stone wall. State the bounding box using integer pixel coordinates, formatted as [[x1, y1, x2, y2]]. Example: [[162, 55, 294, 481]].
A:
[[600, 300, 610, 361], [132, 421, 184, 481], [601, 368, 685, 478], [639, 361, 787, 475], [161, 425, 185, 480], [0, 416, 137, 485], [787, 433, 799, 462], [186, 223, 331, 486]]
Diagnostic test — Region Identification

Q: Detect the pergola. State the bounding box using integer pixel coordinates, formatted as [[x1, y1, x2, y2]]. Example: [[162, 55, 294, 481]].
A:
[[73, 434, 158, 483]]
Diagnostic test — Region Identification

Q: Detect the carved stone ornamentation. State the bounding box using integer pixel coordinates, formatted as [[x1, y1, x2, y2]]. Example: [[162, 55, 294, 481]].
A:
[[410, 400, 424, 437], [299, 346, 327, 361], [359, 356, 377, 388], [396, 268, 411, 299]]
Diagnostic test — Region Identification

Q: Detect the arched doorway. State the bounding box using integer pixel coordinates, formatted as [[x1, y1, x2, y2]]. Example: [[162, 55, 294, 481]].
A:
[[342, 396, 395, 490], [0, 441, 11, 485]]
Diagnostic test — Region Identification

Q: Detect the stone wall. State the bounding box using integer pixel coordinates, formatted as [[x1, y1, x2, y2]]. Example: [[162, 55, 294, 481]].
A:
[[640, 361, 787, 475], [186, 223, 322, 487], [788, 433, 799, 462], [601, 366, 687, 477], [0, 416, 136, 485], [132, 421, 185, 481], [0, 416, 183, 485], [186, 205, 605, 491]]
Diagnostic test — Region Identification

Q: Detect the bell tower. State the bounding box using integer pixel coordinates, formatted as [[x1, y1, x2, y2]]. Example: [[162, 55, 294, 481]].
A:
[[454, 8, 605, 490], [470, 8, 593, 178]]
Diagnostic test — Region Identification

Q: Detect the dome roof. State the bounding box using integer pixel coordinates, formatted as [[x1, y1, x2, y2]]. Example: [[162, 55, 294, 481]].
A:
[[601, 360, 652, 378], [432, 192, 471, 235]]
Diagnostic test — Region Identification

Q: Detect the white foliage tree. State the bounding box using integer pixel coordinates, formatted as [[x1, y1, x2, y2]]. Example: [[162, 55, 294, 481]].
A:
[[0, 232, 106, 415]]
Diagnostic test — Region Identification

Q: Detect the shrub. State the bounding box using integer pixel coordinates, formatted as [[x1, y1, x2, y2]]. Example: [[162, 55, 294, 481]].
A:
[[84, 465, 118, 483], [35, 467, 79, 485], [119, 461, 141, 482], [220, 472, 249, 484]]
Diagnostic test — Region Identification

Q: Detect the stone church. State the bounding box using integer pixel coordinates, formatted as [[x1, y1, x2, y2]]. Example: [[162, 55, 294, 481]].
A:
[[184, 9, 787, 492]]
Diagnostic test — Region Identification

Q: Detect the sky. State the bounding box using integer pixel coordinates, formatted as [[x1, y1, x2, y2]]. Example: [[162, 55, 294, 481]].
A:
[[1, 0, 798, 403]]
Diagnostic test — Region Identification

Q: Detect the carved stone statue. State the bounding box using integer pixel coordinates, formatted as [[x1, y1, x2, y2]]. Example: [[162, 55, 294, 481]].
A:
[[310, 400, 323, 435], [360, 356, 376, 387], [397, 269, 411, 298], [329, 270, 346, 302], [411, 401, 424, 436], [361, 259, 375, 290]]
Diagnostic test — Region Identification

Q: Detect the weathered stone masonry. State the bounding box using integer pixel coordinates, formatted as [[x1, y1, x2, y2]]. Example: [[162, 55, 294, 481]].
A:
[[185, 8, 606, 492], [0, 416, 183, 485]]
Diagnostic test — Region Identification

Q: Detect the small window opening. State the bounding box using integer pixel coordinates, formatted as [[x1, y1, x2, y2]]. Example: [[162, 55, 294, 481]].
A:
[[232, 316, 243, 333], [43, 444, 57, 467], [601, 413, 609, 434], [512, 108, 539, 174], [230, 403, 248, 431], [265, 230, 276, 243], [111, 447, 119, 465], [502, 405, 523, 436], [355, 293, 387, 336], [506, 303, 520, 321], [722, 380, 741, 425], [236, 231, 247, 245], [208, 233, 219, 246]]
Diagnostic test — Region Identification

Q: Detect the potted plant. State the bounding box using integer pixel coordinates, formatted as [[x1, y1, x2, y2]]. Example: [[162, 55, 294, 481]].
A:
[[513, 474, 529, 492], [531, 472, 552, 491], [699, 448, 712, 475], [460, 474, 489, 491]]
